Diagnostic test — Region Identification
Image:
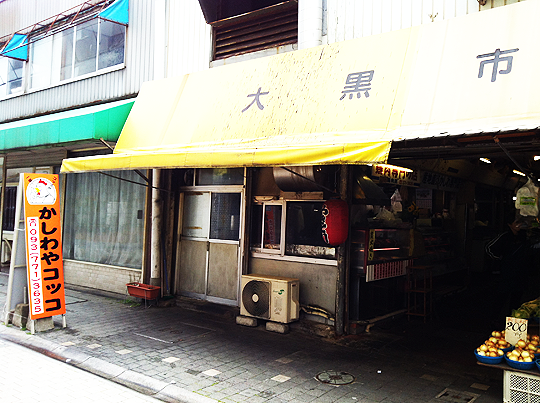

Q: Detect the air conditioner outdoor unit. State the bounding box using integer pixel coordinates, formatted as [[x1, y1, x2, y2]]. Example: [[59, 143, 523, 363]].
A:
[[240, 274, 300, 324]]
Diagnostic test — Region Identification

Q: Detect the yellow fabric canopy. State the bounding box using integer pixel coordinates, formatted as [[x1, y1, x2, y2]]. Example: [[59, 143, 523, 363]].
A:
[[62, 0, 540, 173]]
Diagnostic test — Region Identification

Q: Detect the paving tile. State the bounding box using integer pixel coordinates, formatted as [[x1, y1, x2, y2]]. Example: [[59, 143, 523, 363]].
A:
[[162, 356, 180, 363], [271, 374, 291, 383], [0, 279, 504, 403], [202, 368, 222, 377]]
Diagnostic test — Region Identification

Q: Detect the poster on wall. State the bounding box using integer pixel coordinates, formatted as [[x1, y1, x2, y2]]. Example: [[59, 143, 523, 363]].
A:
[[415, 188, 432, 210], [23, 173, 66, 320]]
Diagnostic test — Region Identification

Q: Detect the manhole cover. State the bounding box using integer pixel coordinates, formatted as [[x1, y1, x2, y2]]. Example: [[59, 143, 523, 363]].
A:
[[315, 370, 355, 385]]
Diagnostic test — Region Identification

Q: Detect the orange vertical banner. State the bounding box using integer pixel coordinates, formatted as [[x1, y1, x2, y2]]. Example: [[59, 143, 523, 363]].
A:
[[23, 173, 66, 320]]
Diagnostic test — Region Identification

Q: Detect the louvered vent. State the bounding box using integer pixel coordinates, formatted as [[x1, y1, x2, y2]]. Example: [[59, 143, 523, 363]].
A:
[[212, 1, 298, 61]]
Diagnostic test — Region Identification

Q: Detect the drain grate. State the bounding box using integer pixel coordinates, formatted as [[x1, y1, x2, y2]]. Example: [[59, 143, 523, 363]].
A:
[[435, 388, 479, 403], [315, 370, 355, 386]]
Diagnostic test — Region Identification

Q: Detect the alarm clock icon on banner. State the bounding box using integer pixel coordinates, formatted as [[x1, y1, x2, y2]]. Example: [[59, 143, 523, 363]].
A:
[[26, 177, 57, 205]]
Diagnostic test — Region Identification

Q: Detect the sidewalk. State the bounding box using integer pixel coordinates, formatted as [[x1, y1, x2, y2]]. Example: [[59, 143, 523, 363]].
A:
[[0, 272, 505, 403]]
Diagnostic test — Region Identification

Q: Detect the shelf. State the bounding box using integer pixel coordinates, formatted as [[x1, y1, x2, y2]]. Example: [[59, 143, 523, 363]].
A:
[[408, 287, 432, 293], [406, 265, 433, 322]]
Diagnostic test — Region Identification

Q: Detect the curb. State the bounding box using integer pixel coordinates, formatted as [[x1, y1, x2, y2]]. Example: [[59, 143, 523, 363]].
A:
[[0, 323, 218, 403]]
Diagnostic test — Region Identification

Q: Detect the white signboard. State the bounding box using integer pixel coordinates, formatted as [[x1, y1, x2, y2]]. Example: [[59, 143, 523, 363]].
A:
[[505, 317, 528, 346]]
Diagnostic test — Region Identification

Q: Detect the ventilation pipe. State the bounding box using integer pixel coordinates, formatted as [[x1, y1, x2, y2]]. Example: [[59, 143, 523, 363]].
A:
[[150, 169, 162, 287]]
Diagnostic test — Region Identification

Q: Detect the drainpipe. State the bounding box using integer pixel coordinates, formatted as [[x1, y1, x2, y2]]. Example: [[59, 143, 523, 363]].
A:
[[335, 165, 349, 336], [150, 169, 162, 287], [298, 0, 323, 50], [149, 0, 167, 288]]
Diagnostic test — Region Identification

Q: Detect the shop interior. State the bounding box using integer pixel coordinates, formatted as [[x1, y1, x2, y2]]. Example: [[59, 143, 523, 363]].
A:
[[362, 132, 540, 333]]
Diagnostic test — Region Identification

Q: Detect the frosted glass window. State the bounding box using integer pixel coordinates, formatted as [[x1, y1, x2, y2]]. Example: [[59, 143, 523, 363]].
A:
[[182, 193, 210, 238]]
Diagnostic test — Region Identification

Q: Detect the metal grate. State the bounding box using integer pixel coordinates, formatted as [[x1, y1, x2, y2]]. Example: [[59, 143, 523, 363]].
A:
[[211, 1, 297, 60], [435, 388, 479, 402], [315, 371, 355, 386], [504, 371, 540, 403]]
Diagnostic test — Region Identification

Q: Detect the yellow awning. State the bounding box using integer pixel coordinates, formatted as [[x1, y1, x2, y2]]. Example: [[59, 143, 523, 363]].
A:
[[61, 26, 415, 172], [62, 0, 540, 173]]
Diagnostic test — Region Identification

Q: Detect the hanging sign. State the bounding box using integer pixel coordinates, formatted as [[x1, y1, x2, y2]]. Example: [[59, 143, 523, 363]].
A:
[[371, 164, 420, 187], [321, 199, 349, 246], [23, 173, 66, 320], [505, 317, 528, 346]]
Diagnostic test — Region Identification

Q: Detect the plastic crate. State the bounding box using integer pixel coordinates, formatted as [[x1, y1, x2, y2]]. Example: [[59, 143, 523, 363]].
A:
[[503, 370, 540, 403]]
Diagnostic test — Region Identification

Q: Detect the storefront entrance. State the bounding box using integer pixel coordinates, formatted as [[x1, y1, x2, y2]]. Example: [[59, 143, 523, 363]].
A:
[[176, 174, 244, 306]]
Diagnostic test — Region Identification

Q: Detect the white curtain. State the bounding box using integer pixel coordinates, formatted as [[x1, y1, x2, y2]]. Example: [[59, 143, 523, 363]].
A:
[[63, 171, 146, 269]]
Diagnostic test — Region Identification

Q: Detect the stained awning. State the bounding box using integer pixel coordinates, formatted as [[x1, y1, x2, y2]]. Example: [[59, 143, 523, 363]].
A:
[[0, 34, 28, 61], [0, 99, 134, 151], [99, 0, 129, 25], [62, 0, 540, 173]]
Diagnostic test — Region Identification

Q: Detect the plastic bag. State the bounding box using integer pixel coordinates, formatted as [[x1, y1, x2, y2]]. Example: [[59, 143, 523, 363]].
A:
[[391, 189, 402, 213], [515, 178, 539, 217], [375, 208, 394, 221]]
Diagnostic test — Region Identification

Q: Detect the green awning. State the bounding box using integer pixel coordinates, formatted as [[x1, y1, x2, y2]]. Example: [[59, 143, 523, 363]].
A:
[[0, 99, 134, 151]]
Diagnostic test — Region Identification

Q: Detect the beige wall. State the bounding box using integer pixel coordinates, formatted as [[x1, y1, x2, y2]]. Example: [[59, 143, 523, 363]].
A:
[[64, 260, 141, 296], [250, 257, 337, 315]]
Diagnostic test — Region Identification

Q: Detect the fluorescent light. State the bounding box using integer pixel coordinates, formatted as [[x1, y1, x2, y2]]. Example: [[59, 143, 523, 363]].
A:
[[534, 156, 540, 161], [479, 158, 491, 164], [513, 170, 526, 176]]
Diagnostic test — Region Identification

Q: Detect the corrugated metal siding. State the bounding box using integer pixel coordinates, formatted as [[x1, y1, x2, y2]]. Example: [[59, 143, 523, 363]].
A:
[[167, 0, 212, 77], [0, 0, 86, 37], [325, 0, 481, 44], [0, 0, 154, 122]]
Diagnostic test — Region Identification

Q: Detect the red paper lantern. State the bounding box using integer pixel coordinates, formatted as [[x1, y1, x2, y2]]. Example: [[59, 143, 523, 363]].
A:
[[321, 199, 349, 246]]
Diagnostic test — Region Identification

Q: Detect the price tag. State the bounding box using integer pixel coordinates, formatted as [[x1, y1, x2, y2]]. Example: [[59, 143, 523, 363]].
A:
[[505, 317, 528, 346]]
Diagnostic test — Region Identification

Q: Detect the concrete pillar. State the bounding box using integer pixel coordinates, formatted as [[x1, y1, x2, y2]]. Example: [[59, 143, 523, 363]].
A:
[[150, 169, 162, 287], [298, 0, 323, 50]]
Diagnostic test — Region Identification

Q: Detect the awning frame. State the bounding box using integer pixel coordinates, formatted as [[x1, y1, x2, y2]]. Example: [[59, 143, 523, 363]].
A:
[[0, 0, 128, 60]]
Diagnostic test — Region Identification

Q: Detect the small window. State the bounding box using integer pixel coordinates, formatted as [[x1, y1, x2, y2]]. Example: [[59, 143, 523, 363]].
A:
[[2, 186, 17, 231], [286, 201, 335, 259], [98, 19, 126, 69], [251, 202, 283, 253], [196, 168, 244, 186], [0, 57, 24, 97], [251, 200, 335, 260]]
